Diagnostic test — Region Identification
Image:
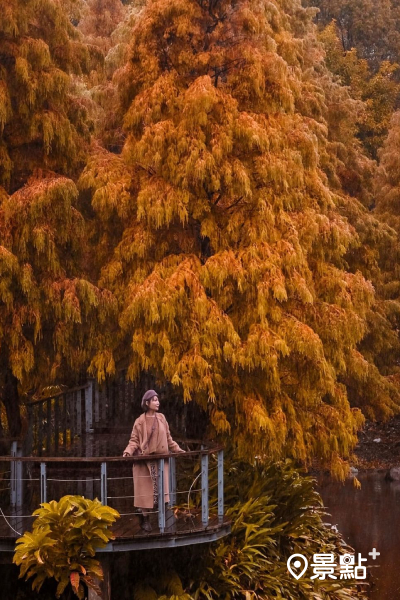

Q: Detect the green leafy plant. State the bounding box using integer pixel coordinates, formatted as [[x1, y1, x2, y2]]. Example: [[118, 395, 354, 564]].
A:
[[189, 459, 368, 600], [13, 495, 120, 599], [129, 459, 367, 600]]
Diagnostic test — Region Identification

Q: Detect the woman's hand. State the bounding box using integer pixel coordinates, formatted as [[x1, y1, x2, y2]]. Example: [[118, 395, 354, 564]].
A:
[[123, 452, 130, 457]]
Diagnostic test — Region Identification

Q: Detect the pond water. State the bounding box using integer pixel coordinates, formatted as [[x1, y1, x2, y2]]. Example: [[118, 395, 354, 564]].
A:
[[318, 471, 400, 599]]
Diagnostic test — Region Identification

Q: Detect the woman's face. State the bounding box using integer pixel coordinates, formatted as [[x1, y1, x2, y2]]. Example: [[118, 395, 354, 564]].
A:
[[147, 396, 159, 411]]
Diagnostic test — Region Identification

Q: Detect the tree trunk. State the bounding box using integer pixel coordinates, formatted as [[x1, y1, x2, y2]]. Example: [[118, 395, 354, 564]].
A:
[[3, 370, 22, 438]]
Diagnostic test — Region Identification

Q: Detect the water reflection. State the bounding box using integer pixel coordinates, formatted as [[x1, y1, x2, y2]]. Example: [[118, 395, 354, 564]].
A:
[[318, 472, 400, 599]]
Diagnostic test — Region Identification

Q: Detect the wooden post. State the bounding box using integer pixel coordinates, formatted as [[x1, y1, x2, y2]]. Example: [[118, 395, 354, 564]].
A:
[[85, 380, 94, 433], [94, 380, 100, 426], [62, 395, 67, 447], [33, 405, 38, 455], [68, 392, 75, 441], [38, 403, 43, 456], [10, 441, 17, 508], [109, 381, 116, 424], [54, 398, 60, 454], [46, 399, 51, 453], [101, 384, 107, 423], [76, 390, 82, 437], [119, 371, 125, 422], [25, 404, 33, 456]]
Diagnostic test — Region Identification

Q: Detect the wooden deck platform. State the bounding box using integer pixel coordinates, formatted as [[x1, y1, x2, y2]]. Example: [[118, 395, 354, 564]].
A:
[[0, 432, 231, 554], [0, 507, 230, 554], [107, 511, 230, 551], [0, 382, 231, 600]]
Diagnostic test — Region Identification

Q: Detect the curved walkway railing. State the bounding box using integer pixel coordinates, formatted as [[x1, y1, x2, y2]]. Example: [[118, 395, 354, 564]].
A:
[[0, 442, 224, 537]]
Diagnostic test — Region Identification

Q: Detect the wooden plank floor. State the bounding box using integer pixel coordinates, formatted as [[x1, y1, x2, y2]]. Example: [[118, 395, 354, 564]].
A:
[[0, 507, 230, 544], [111, 510, 228, 540], [0, 431, 232, 551], [0, 509, 226, 540]]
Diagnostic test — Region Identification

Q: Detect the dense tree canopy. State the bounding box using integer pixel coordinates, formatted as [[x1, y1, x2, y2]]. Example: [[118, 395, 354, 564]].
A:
[[0, 0, 115, 437], [0, 0, 94, 193], [304, 0, 400, 72], [75, 0, 400, 476], [1, 0, 400, 478], [315, 21, 400, 159]]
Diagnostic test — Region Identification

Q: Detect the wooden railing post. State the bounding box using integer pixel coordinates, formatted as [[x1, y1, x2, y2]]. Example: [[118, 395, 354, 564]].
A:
[[25, 404, 33, 456], [201, 453, 209, 526], [38, 403, 43, 456], [76, 390, 82, 436], [10, 443, 15, 508], [62, 395, 67, 446], [101, 384, 107, 423], [54, 397, 60, 454], [158, 459, 165, 532], [85, 380, 94, 433], [46, 398, 51, 453], [94, 380, 100, 426], [68, 392, 75, 441]]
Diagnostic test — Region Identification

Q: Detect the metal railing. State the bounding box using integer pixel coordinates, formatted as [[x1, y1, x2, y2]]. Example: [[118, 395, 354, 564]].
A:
[[0, 442, 224, 535]]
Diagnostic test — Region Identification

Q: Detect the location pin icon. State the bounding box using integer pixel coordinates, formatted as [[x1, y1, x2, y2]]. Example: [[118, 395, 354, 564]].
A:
[[287, 554, 308, 580]]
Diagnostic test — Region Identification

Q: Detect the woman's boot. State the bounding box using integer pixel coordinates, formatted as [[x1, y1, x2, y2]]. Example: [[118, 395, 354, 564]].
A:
[[140, 513, 152, 532]]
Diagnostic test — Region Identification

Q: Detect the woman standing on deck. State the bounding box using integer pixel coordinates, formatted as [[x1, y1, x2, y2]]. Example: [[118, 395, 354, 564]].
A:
[[123, 389, 184, 532]]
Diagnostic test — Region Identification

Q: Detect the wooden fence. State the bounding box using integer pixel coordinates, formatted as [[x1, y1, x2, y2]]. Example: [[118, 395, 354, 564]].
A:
[[24, 373, 207, 456]]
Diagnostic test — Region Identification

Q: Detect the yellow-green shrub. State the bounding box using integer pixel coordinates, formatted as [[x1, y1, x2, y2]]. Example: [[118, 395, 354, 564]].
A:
[[13, 495, 119, 599]]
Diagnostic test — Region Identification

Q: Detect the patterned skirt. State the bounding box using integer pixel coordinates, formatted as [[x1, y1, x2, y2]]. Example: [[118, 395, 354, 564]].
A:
[[148, 461, 158, 507]]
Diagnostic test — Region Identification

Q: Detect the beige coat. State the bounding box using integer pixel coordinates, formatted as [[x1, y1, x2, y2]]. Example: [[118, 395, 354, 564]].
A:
[[123, 413, 183, 509]]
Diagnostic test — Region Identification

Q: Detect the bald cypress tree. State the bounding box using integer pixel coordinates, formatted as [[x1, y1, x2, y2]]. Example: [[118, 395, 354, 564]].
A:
[[376, 111, 400, 230], [368, 112, 400, 396], [79, 0, 400, 476], [79, 0, 383, 476], [315, 20, 400, 160], [304, 0, 400, 71], [0, 173, 117, 435], [0, 0, 116, 436], [78, 0, 127, 52], [0, 0, 93, 193]]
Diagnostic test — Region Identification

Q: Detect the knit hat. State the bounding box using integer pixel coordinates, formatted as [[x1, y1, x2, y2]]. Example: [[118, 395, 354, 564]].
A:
[[141, 389, 158, 411]]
